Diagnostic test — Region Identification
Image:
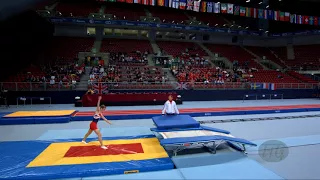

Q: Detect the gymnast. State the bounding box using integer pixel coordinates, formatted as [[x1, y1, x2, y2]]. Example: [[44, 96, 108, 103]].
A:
[[162, 95, 180, 115], [82, 96, 112, 149]]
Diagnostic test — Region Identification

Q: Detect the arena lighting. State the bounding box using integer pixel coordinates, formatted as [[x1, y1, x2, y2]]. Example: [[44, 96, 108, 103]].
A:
[[245, 26, 249, 29], [246, 0, 250, 3], [266, 5, 269, 8], [238, 25, 242, 28], [215, 24, 218, 26], [259, 2, 262, 4]]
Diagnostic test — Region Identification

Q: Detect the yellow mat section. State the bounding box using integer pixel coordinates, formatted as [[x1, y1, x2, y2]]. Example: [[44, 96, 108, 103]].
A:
[[27, 138, 168, 167], [4, 110, 76, 117]]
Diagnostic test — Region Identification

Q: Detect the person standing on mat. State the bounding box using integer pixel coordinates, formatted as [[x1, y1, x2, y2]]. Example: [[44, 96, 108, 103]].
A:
[[82, 96, 112, 149], [162, 95, 179, 115]]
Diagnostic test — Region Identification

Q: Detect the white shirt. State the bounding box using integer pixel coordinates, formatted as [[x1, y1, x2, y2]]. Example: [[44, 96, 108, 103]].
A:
[[162, 100, 179, 114]]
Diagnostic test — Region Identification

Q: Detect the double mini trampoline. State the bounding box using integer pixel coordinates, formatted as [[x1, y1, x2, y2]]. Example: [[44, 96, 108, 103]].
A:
[[151, 115, 257, 156]]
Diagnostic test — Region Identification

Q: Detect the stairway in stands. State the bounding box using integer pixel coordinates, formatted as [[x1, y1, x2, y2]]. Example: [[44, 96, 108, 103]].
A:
[[76, 66, 92, 90]]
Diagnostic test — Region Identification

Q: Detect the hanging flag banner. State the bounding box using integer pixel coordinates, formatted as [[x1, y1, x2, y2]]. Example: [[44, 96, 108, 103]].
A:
[[220, 3, 227, 13], [240, 6, 246, 16], [227, 4, 233, 14], [234, 5, 240, 15], [207, 2, 213, 13], [193, 0, 200, 12], [214, 2, 220, 13]]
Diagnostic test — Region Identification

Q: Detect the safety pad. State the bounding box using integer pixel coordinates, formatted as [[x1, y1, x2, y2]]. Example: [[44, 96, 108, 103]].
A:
[[0, 116, 71, 125], [0, 136, 174, 179], [4, 110, 76, 118], [160, 135, 257, 147], [152, 115, 200, 130]]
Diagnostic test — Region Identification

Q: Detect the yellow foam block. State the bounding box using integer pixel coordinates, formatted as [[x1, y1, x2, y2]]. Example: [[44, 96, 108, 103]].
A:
[[4, 110, 76, 117], [27, 138, 168, 167]]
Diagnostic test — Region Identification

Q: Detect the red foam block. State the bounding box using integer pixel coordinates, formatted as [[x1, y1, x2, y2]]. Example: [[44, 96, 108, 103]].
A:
[[64, 143, 144, 157]]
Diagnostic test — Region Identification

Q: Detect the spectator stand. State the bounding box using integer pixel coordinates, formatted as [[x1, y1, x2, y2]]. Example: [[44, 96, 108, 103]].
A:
[[242, 94, 284, 102], [16, 97, 52, 107]]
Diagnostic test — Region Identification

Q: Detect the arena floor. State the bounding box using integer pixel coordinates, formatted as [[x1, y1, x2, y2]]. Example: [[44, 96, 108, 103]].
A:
[[1, 99, 320, 179]]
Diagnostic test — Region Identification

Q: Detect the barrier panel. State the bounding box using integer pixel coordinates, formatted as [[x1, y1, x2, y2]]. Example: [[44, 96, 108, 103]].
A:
[[0, 82, 318, 91]]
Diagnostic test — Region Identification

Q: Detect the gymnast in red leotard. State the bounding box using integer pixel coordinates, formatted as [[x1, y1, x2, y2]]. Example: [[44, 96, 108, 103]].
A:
[[82, 96, 112, 149]]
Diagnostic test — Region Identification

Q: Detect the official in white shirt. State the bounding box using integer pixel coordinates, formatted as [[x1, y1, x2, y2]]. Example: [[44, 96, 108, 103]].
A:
[[162, 95, 179, 115]]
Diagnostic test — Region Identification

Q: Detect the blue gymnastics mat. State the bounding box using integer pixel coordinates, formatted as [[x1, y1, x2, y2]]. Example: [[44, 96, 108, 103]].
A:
[[172, 152, 283, 179], [0, 135, 174, 179]]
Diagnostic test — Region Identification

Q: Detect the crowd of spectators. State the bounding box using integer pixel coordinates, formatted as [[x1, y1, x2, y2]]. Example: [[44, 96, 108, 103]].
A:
[[88, 65, 167, 86], [109, 51, 149, 66], [21, 62, 85, 88]]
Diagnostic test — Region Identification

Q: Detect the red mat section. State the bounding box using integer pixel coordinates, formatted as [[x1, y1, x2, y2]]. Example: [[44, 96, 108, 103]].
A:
[[74, 104, 320, 116], [64, 143, 144, 157]]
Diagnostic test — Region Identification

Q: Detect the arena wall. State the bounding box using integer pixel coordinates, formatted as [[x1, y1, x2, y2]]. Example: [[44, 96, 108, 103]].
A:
[[7, 89, 316, 105]]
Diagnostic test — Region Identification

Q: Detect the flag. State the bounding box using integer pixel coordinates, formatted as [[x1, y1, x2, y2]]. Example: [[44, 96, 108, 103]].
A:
[[304, 16, 309, 24], [297, 15, 303, 24], [108, 0, 116, 2], [126, 0, 133, 3], [234, 6, 240, 15], [142, 0, 148, 5], [201, 1, 206, 12], [117, 0, 125, 2], [157, 0, 164, 6], [279, 12, 284, 21], [179, 0, 186, 10], [149, 0, 155, 6], [284, 12, 290, 21], [175, 82, 189, 90], [250, 83, 263, 90], [172, 0, 179, 8], [165, 0, 173, 7], [309, 16, 314, 25], [258, 9, 263, 18], [246, 7, 251, 17], [214, 3, 220, 13], [207, 2, 213, 13], [264, 10, 268, 19], [193, 0, 200, 12], [220, 3, 227, 13], [92, 83, 108, 94], [314, 17, 318, 26], [240, 6, 246, 16], [274, 11, 279, 21], [252, 8, 257, 18], [186, 0, 194, 10], [269, 83, 275, 90], [290, 14, 295, 23], [227, 3, 233, 14], [267, 10, 273, 20]]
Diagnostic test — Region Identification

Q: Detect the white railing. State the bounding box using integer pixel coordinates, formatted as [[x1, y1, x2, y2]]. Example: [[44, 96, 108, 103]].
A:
[[0, 82, 318, 91]]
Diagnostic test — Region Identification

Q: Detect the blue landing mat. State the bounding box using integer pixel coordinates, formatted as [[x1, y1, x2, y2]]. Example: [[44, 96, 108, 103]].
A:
[[0, 135, 173, 179], [247, 134, 320, 152], [172, 152, 283, 179], [82, 169, 184, 180]]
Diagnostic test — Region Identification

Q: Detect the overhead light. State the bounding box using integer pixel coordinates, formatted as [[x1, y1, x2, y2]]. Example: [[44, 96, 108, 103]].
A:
[[217, 2, 220, 4], [223, 24, 226, 26], [238, 25, 242, 28], [245, 26, 249, 29], [258, 2, 262, 4], [230, 25, 234, 27], [246, 0, 250, 3], [265, 31, 269, 33], [266, 5, 269, 8], [279, 0, 282, 1], [215, 24, 218, 26]]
